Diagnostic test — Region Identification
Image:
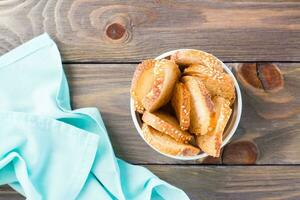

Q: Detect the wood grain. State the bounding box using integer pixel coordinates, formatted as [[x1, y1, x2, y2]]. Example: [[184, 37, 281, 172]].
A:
[[63, 63, 300, 164], [0, 1, 300, 62], [0, 194, 23, 200], [1, 166, 300, 200], [150, 165, 300, 200], [0, 186, 23, 200]]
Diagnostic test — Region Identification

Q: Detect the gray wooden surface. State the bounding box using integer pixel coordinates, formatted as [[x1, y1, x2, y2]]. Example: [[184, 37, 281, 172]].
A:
[[2, 166, 300, 200], [0, 0, 300, 199], [0, 1, 300, 62], [65, 63, 300, 165]]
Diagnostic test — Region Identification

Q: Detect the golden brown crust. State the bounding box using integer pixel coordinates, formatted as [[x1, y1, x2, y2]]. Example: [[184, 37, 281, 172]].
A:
[[196, 97, 232, 157], [142, 59, 181, 112], [182, 76, 215, 135], [171, 82, 191, 131], [132, 50, 235, 158], [142, 111, 193, 143], [131, 60, 156, 113], [170, 49, 224, 72], [142, 124, 200, 156], [184, 64, 236, 105]]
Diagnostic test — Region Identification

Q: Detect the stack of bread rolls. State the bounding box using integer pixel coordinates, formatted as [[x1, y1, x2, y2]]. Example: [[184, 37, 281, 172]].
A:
[[131, 50, 235, 157]]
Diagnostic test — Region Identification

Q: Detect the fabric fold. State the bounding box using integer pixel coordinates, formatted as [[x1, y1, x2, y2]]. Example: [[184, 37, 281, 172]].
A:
[[0, 112, 99, 200], [0, 33, 189, 200]]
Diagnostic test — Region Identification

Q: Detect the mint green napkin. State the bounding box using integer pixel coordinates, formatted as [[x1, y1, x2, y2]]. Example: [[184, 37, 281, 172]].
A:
[[0, 34, 189, 200]]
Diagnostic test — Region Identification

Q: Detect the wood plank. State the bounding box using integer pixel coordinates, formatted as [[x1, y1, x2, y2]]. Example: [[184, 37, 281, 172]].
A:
[[64, 63, 300, 164], [149, 165, 300, 200], [224, 63, 300, 165], [1, 166, 300, 200], [0, 194, 23, 200], [0, 1, 300, 62], [0, 186, 23, 200]]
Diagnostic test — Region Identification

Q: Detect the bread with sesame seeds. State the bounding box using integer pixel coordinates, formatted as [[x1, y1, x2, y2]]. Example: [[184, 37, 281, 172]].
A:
[[170, 49, 224, 72], [131, 60, 156, 113], [131, 59, 181, 113], [184, 64, 236, 104], [171, 82, 191, 131], [142, 111, 193, 143], [132, 49, 237, 158], [142, 59, 180, 112], [182, 76, 215, 136], [142, 124, 200, 156], [196, 97, 232, 157]]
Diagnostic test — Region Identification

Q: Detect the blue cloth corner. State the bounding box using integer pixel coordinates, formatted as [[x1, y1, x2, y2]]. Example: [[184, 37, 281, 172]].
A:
[[0, 33, 190, 200]]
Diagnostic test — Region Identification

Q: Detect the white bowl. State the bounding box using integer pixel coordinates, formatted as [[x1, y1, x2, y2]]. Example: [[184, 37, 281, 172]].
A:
[[130, 49, 242, 160]]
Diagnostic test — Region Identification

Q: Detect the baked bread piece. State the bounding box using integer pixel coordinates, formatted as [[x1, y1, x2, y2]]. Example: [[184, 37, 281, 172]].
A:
[[182, 76, 215, 135], [131, 60, 156, 113], [142, 111, 193, 143], [142, 59, 181, 112], [171, 82, 190, 131], [131, 59, 180, 113], [196, 97, 232, 157], [171, 49, 224, 72], [184, 64, 235, 104], [142, 124, 200, 156]]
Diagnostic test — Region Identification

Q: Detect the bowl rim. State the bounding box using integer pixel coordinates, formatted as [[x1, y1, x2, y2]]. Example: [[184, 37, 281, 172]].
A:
[[130, 49, 242, 160]]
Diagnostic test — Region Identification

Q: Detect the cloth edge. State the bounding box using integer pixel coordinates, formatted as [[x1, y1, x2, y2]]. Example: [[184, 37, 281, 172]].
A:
[[0, 33, 53, 68]]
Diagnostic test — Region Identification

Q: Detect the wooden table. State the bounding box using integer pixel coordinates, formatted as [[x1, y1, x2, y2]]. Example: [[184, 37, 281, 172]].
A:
[[0, 1, 300, 199]]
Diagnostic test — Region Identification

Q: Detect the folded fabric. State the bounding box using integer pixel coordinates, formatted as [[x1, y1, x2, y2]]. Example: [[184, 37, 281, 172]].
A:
[[0, 34, 190, 200]]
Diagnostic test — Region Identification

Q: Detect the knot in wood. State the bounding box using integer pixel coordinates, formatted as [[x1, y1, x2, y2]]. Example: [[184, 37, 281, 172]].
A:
[[106, 23, 126, 40], [238, 63, 284, 92], [222, 141, 258, 164], [239, 63, 263, 89], [257, 63, 284, 92]]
